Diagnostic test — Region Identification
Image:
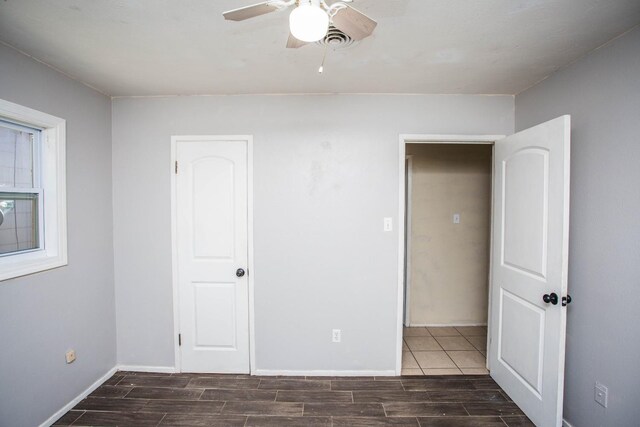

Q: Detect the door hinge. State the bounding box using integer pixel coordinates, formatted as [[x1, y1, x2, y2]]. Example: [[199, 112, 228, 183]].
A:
[[175, 161, 178, 174], [178, 333, 182, 346]]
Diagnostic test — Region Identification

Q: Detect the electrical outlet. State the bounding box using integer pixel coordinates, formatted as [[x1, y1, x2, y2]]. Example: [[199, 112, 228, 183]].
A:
[[595, 382, 608, 408], [332, 329, 341, 343], [65, 349, 76, 364], [453, 213, 461, 224]]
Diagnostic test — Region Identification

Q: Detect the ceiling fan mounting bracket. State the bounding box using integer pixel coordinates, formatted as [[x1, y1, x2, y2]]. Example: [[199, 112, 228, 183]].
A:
[[326, 3, 349, 18], [266, 0, 297, 10]]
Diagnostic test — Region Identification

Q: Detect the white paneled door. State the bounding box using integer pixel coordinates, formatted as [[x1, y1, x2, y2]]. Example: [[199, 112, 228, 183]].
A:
[[175, 136, 250, 373], [489, 116, 570, 427]]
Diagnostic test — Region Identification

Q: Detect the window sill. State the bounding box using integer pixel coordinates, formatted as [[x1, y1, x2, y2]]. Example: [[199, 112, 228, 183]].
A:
[[0, 249, 68, 281]]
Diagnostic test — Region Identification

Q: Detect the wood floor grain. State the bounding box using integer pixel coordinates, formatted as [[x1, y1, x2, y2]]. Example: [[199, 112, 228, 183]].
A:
[[52, 371, 532, 426], [139, 400, 225, 414], [333, 417, 420, 426], [383, 402, 468, 417], [352, 391, 431, 403], [416, 416, 506, 426], [245, 416, 332, 426], [276, 390, 353, 403], [70, 410, 164, 426], [221, 401, 304, 416], [201, 388, 277, 402], [158, 414, 247, 426], [303, 402, 386, 417], [125, 386, 205, 400], [258, 379, 331, 390]]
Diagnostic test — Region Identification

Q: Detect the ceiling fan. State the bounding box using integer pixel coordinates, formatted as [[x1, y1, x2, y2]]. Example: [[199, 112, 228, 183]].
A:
[[222, 0, 377, 47]]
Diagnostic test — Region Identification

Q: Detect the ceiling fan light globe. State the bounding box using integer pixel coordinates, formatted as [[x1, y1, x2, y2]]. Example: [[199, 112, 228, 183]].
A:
[[289, 4, 329, 43]]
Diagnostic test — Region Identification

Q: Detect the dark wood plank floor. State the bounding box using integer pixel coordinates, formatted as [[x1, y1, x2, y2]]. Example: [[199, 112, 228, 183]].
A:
[[53, 372, 533, 426]]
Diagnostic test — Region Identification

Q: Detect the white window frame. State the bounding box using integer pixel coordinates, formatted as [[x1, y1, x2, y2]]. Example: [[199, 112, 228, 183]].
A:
[[0, 99, 67, 281]]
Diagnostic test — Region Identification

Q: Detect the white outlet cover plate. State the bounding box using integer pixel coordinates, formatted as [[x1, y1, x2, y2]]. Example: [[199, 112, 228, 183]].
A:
[[65, 350, 76, 364], [595, 382, 608, 407]]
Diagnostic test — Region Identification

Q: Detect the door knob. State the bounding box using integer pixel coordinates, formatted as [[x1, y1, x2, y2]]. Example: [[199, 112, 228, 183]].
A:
[[236, 268, 245, 277], [562, 295, 572, 306], [543, 293, 558, 305]]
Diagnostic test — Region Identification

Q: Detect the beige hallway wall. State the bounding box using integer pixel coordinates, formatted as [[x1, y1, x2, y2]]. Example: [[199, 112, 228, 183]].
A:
[[406, 144, 492, 325]]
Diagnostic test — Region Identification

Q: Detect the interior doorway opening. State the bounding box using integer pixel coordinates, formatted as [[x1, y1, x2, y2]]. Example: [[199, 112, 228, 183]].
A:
[[403, 143, 492, 375], [397, 135, 501, 376]]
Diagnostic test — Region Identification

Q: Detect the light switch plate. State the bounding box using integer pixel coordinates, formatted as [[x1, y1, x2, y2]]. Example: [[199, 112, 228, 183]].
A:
[[453, 213, 461, 224], [384, 217, 393, 231]]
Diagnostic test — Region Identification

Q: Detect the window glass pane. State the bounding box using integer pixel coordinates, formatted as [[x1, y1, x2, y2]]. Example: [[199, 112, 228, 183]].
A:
[[0, 124, 35, 188], [0, 192, 39, 255]]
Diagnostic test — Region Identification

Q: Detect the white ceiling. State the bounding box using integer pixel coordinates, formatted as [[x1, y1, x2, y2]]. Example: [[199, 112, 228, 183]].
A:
[[1, 0, 639, 96]]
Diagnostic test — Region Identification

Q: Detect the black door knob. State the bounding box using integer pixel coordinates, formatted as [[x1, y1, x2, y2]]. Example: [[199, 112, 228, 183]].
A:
[[236, 268, 245, 277], [562, 295, 572, 306], [543, 293, 559, 305]]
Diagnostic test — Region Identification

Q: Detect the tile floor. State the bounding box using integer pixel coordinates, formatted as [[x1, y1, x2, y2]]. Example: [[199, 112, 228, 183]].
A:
[[53, 371, 532, 426], [402, 326, 488, 376]]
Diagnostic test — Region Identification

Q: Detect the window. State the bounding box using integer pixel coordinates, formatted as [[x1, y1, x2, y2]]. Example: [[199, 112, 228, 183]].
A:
[[0, 120, 43, 256], [0, 99, 67, 281]]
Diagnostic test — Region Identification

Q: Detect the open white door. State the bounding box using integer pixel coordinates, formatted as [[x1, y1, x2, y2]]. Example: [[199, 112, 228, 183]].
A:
[[175, 136, 250, 373], [489, 116, 570, 427]]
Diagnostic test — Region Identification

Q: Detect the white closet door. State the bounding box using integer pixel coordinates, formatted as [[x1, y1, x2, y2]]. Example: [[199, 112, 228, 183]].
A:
[[176, 137, 249, 373]]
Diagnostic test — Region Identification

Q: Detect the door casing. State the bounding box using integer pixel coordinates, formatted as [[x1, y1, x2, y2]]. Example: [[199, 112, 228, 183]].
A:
[[170, 135, 255, 373], [396, 134, 505, 375]]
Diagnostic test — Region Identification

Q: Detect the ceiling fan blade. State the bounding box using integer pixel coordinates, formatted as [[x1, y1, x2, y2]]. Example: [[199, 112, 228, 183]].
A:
[[286, 32, 308, 49], [331, 5, 377, 40], [223, 2, 279, 21]]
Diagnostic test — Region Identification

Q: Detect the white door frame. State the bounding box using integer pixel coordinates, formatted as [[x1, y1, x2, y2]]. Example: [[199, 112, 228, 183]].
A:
[[396, 134, 505, 375], [170, 135, 255, 373], [404, 155, 413, 326]]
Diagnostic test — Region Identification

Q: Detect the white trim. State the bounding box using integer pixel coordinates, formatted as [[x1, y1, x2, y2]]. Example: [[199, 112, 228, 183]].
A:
[[39, 366, 118, 427], [396, 134, 505, 375], [253, 369, 397, 377], [0, 98, 67, 281], [396, 137, 405, 375], [247, 138, 256, 374], [170, 138, 181, 372], [401, 134, 502, 144], [486, 144, 496, 370], [170, 135, 255, 374], [562, 419, 574, 427], [117, 365, 177, 374], [408, 323, 488, 327], [403, 155, 412, 326]]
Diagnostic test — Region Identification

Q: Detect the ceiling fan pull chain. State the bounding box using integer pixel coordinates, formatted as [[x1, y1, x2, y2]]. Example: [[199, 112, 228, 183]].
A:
[[319, 43, 329, 73]]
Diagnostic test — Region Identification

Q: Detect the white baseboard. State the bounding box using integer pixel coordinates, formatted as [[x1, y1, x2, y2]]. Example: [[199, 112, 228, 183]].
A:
[[562, 420, 574, 427], [39, 364, 177, 426], [117, 364, 177, 374], [407, 323, 487, 327], [39, 364, 395, 426], [39, 366, 118, 427], [252, 369, 397, 377]]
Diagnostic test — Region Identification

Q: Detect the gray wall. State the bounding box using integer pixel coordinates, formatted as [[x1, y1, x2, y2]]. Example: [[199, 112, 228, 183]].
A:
[[0, 45, 115, 426], [112, 94, 513, 371], [515, 27, 640, 427]]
